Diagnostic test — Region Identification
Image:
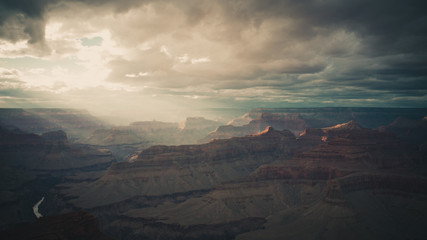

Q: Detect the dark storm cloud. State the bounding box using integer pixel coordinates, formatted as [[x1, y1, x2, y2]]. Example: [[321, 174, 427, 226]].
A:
[[0, 0, 52, 19], [221, 1, 427, 67], [0, 0, 60, 43], [0, 0, 147, 43], [234, 0, 427, 44], [248, 0, 426, 58], [187, 0, 426, 98], [2, 0, 426, 56]]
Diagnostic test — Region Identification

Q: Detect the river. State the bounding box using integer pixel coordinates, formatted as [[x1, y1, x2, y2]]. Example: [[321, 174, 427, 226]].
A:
[[32, 196, 45, 218]]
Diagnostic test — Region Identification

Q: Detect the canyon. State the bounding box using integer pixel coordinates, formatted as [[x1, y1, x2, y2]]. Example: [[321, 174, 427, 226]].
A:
[[1, 107, 426, 239]]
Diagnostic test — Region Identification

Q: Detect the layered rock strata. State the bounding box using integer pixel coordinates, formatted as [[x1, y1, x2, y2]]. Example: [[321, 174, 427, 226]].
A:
[[52, 120, 427, 240], [114, 121, 426, 240], [59, 127, 297, 208], [0, 127, 114, 170]]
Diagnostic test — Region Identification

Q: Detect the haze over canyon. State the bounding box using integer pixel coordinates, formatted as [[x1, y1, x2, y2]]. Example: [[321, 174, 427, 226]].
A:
[[1, 0, 427, 239]]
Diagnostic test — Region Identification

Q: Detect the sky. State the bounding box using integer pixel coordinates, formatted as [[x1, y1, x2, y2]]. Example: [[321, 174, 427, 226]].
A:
[[0, 0, 426, 123]]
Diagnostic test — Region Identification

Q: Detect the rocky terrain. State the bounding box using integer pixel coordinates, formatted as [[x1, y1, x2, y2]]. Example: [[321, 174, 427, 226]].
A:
[[1, 107, 427, 240], [83, 121, 178, 146], [206, 107, 427, 142], [201, 112, 319, 142], [58, 127, 297, 208], [79, 117, 222, 161], [0, 124, 115, 230], [112, 122, 423, 232], [242, 107, 427, 129], [0, 127, 114, 170], [82, 117, 221, 146], [1, 211, 113, 240], [0, 108, 107, 140], [47, 119, 427, 240], [379, 116, 427, 151]]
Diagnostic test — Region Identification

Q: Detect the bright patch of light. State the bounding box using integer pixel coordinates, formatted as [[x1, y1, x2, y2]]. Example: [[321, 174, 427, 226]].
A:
[[45, 22, 63, 40], [191, 57, 211, 64], [160, 45, 172, 58], [177, 54, 210, 64], [0, 40, 28, 57], [177, 54, 190, 63], [125, 72, 149, 78]]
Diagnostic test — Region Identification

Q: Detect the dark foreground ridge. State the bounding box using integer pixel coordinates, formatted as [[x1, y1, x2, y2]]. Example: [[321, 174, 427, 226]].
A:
[[1, 211, 113, 240]]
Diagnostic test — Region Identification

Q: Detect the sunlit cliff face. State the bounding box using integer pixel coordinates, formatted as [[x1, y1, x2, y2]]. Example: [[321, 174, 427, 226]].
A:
[[1, 0, 426, 122]]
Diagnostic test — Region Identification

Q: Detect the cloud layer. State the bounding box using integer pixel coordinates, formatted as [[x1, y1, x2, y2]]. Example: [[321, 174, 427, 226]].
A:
[[0, 0, 426, 121]]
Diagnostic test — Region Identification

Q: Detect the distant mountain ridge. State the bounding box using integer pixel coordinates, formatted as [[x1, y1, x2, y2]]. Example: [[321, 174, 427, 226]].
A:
[[0, 108, 107, 140], [232, 107, 427, 128], [0, 126, 114, 170], [203, 107, 427, 142]]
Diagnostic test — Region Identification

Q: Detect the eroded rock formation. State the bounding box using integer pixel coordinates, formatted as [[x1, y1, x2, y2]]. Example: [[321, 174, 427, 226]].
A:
[[60, 127, 297, 208]]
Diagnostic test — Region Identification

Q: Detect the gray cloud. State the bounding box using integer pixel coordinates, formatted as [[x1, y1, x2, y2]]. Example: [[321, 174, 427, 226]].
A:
[[1, 0, 426, 118], [0, 0, 56, 43], [0, 0, 149, 43]]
